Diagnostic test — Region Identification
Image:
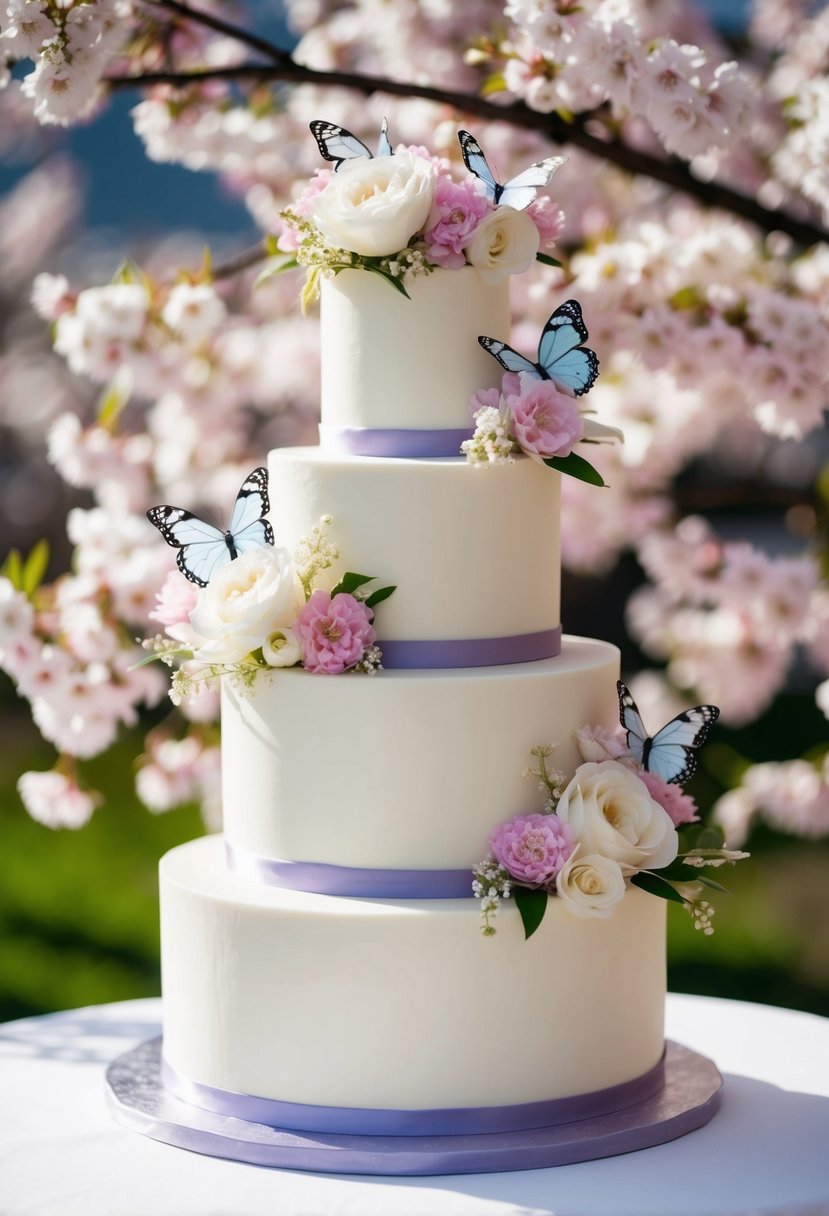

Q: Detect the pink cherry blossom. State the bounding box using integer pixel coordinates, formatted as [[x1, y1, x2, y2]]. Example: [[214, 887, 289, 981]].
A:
[[149, 570, 201, 633], [17, 769, 100, 829], [489, 812, 574, 887], [295, 589, 376, 675], [505, 377, 584, 460]]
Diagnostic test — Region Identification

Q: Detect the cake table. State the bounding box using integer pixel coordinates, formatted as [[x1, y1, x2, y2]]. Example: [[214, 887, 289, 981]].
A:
[[1, 993, 828, 1216]]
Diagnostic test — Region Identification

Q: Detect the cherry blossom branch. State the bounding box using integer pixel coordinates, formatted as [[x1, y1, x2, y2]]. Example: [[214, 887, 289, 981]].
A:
[[107, 53, 828, 249], [146, 0, 293, 65]]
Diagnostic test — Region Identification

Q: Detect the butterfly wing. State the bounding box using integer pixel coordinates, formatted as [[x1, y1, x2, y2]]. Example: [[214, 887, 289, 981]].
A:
[[458, 130, 499, 202], [618, 680, 719, 785], [228, 466, 275, 556], [648, 708, 720, 785], [310, 121, 373, 171], [617, 681, 650, 768], [477, 335, 542, 377], [499, 156, 567, 211], [376, 117, 392, 158], [537, 300, 600, 396], [146, 506, 230, 588]]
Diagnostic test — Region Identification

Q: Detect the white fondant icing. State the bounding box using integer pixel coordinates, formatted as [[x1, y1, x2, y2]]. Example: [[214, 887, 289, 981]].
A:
[[161, 835, 666, 1111], [269, 447, 561, 642], [319, 267, 510, 435], [222, 638, 620, 870]]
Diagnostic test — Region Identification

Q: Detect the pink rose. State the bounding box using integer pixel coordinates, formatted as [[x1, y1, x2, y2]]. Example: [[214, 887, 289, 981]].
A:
[[149, 571, 200, 643], [296, 589, 376, 675], [638, 770, 699, 827], [525, 196, 565, 249], [423, 177, 493, 269], [489, 812, 574, 887], [279, 169, 333, 251], [505, 377, 584, 460]]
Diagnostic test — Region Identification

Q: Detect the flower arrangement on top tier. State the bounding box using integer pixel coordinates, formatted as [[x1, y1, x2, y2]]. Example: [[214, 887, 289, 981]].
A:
[[473, 682, 749, 939], [142, 467, 395, 703], [271, 122, 565, 305], [463, 299, 624, 487]]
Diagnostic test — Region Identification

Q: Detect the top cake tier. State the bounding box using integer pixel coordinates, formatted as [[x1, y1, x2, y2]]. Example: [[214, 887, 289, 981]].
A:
[[319, 267, 508, 456]]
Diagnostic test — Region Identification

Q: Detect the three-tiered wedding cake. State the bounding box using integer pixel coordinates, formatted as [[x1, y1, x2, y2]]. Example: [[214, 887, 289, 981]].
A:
[[157, 266, 668, 1132]]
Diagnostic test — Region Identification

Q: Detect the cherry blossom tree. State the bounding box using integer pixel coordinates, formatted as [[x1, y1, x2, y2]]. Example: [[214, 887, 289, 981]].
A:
[[0, 0, 827, 841]]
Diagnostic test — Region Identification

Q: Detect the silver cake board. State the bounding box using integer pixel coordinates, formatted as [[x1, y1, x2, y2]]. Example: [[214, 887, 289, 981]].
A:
[[105, 1037, 722, 1176]]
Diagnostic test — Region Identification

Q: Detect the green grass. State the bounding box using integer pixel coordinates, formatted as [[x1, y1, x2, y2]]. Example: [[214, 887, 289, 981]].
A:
[[2, 701, 828, 1023]]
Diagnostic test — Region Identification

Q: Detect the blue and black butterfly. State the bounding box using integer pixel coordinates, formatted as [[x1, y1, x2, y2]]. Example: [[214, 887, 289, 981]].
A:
[[478, 300, 599, 397], [310, 118, 392, 171], [458, 130, 566, 211], [147, 467, 274, 587], [617, 681, 720, 786]]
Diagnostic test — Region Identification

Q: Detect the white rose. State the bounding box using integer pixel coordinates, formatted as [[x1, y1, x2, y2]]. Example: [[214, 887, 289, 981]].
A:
[[556, 760, 679, 873], [462, 206, 540, 283], [262, 626, 301, 668], [189, 547, 300, 665], [310, 150, 437, 257], [556, 851, 627, 919]]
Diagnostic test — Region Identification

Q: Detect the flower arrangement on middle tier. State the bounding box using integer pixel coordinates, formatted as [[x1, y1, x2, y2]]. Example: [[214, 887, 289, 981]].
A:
[[143, 469, 396, 703], [474, 683, 749, 938], [272, 121, 564, 303]]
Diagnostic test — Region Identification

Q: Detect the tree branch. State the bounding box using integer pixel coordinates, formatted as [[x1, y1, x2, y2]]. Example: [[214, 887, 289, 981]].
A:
[[109, 23, 829, 249], [146, 0, 292, 65]]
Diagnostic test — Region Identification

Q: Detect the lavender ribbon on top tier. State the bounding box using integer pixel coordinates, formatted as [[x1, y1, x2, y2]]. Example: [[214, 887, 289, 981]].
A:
[[377, 626, 562, 670], [319, 424, 472, 459]]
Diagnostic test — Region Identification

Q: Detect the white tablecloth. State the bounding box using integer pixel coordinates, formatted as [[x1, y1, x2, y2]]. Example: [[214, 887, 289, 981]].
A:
[[1, 994, 827, 1216]]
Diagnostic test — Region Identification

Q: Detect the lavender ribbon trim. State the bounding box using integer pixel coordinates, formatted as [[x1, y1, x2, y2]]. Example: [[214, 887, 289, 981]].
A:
[[319, 424, 472, 459], [161, 1052, 667, 1137], [225, 841, 472, 898], [378, 626, 562, 670]]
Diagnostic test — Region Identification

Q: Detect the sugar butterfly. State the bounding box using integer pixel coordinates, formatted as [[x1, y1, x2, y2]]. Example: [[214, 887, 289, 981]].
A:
[[147, 467, 274, 588], [478, 299, 599, 397], [310, 118, 392, 171], [458, 130, 566, 211], [617, 681, 720, 786]]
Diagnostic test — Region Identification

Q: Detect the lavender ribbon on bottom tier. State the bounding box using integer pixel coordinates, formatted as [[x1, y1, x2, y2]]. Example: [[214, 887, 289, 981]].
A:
[[161, 1051, 667, 1137], [319, 424, 472, 459], [225, 842, 473, 898]]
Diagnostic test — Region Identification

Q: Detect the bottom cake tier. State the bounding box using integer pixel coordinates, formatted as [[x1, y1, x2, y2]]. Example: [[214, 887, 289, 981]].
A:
[[160, 836, 667, 1133]]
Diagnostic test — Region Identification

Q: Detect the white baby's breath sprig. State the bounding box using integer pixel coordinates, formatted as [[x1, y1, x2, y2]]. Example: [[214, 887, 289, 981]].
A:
[[523, 744, 567, 811], [294, 515, 339, 601], [472, 857, 512, 936], [351, 644, 384, 674], [461, 403, 517, 466]]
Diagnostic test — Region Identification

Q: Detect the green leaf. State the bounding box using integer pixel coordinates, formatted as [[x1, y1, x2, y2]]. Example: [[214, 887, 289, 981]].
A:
[[513, 886, 548, 940], [481, 71, 507, 97], [695, 875, 730, 895], [22, 540, 49, 597], [331, 572, 376, 597], [254, 256, 299, 289], [543, 450, 606, 487], [97, 372, 132, 430], [535, 252, 562, 268], [0, 548, 23, 591], [630, 871, 687, 906], [362, 264, 411, 298], [201, 245, 213, 283], [300, 267, 322, 314], [364, 584, 396, 610], [265, 234, 281, 257], [112, 259, 138, 285]]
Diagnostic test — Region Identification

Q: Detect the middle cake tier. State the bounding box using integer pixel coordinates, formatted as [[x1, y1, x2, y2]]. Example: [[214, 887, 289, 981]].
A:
[[268, 447, 561, 655], [222, 638, 620, 883]]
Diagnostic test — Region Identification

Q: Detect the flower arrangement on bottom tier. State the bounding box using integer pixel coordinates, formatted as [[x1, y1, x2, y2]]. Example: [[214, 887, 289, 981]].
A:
[[474, 683, 749, 937]]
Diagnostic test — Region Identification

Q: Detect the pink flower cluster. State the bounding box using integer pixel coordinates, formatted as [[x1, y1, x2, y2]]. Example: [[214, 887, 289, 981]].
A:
[[423, 177, 493, 269], [295, 589, 376, 675], [627, 518, 825, 726], [466, 372, 583, 463], [489, 812, 573, 887]]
